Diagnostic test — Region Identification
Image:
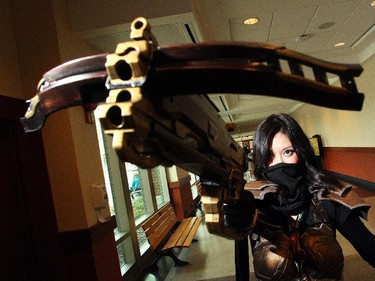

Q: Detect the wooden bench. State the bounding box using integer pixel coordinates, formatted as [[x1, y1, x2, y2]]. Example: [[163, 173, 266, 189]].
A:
[[142, 202, 202, 272]]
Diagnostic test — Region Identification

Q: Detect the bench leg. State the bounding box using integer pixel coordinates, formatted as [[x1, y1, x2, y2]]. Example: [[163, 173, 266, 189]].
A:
[[163, 249, 189, 267], [144, 252, 162, 273], [144, 262, 159, 273], [143, 249, 189, 273]]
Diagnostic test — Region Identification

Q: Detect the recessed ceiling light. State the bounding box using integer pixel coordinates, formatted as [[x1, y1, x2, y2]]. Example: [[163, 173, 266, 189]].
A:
[[334, 42, 346, 47], [318, 21, 335, 30], [371, 1, 375, 7], [243, 17, 259, 25]]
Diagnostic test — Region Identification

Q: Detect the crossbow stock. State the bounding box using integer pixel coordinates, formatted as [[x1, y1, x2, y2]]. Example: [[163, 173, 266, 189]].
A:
[[21, 17, 364, 239]]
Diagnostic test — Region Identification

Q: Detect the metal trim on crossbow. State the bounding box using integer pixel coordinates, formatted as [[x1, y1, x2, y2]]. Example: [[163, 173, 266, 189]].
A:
[[21, 19, 364, 133]]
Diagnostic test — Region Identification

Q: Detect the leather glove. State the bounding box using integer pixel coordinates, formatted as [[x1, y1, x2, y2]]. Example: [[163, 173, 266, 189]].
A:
[[223, 190, 255, 232]]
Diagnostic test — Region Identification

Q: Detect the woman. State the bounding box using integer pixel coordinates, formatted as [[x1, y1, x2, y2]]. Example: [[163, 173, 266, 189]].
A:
[[226, 113, 375, 280]]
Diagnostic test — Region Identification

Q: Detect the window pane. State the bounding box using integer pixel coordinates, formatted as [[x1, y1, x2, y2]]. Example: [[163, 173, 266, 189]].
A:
[[137, 227, 149, 251], [116, 240, 127, 268], [189, 172, 199, 200], [125, 163, 149, 221], [116, 236, 136, 273], [151, 166, 170, 208]]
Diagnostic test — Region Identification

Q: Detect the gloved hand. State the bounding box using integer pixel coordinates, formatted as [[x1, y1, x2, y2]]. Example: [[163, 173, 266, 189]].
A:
[[223, 190, 255, 232]]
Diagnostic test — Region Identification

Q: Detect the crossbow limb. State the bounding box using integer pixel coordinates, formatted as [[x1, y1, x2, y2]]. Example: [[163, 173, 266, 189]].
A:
[[21, 17, 364, 239]]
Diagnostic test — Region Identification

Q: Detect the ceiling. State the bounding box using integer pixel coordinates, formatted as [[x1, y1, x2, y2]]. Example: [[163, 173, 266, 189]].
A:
[[70, 0, 375, 136]]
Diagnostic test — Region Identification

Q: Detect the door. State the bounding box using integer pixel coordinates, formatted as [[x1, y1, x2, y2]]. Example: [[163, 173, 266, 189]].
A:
[[0, 96, 64, 281]]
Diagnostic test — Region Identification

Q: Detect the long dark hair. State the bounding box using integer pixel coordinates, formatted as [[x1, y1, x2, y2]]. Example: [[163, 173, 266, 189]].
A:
[[252, 113, 340, 190]]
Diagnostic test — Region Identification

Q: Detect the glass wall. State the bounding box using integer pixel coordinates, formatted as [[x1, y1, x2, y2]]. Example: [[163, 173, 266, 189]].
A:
[[94, 111, 170, 275]]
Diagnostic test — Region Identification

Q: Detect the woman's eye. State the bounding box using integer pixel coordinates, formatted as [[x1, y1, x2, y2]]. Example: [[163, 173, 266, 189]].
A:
[[284, 149, 295, 156]]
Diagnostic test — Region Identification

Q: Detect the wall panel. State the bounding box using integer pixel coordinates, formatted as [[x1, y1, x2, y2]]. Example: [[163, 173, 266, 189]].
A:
[[324, 147, 375, 182]]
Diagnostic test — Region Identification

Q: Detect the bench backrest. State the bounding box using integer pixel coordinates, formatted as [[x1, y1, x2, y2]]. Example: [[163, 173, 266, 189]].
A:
[[142, 202, 178, 250]]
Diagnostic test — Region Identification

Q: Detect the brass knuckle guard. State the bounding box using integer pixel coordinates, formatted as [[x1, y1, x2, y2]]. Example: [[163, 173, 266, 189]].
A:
[[100, 17, 161, 169], [200, 183, 250, 240], [100, 17, 244, 239], [105, 18, 155, 88]]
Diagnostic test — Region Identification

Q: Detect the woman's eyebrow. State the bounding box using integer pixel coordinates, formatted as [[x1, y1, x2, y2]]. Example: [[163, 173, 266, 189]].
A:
[[282, 146, 295, 152], [285, 146, 294, 149]]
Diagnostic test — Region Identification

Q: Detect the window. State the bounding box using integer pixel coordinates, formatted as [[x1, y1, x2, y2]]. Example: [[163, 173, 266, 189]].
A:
[[94, 111, 170, 275], [189, 172, 199, 200]]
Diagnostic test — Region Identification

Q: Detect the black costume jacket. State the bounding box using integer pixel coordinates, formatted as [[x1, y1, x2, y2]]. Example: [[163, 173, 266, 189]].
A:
[[244, 181, 374, 281]]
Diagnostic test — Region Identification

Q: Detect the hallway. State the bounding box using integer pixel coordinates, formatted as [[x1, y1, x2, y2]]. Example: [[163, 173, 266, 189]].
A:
[[144, 190, 375, 281]]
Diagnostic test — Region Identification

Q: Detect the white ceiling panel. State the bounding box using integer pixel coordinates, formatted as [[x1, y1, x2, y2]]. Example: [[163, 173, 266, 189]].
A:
[[269, 7, 316, 40], [306, 1, 361, 34], [71, 0, 375, 136], [296, 30, 338, 53]]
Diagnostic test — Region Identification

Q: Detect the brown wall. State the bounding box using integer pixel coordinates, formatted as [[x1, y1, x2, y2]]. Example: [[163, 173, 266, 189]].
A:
[[324, 147, 375, 182], [1, 1, 121, 280]]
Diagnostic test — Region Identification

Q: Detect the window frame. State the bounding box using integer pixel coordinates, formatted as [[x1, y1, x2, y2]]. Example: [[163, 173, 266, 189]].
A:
[[94, 112, 170, 276]]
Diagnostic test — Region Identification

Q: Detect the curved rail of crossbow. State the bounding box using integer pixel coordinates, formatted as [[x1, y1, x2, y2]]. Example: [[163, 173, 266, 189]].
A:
[[21, 17, 364, 240]]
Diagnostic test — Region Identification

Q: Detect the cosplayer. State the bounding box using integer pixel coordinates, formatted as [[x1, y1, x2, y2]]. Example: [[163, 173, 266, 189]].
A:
[[225, 113, 375, 280]]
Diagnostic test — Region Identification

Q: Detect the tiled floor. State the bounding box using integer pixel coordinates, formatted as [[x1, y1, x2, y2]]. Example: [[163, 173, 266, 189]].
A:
[[144, 192, 375, 281]]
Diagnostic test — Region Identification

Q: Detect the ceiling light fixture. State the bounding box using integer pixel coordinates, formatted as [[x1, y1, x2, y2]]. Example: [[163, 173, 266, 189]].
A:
[[243, 17, 259, 25], [295, 34, 313, 42], [318, 21, 335, 30], [371, 1, 375, 6], [334, 42, 346, 47]]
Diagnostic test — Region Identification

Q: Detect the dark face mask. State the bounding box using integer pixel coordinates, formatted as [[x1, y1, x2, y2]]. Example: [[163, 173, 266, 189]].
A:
[[263, 163, 308, 215]]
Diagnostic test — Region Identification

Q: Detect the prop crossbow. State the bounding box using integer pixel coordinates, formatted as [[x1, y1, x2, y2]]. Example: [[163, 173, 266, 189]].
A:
[[21, 17, 364, 239]]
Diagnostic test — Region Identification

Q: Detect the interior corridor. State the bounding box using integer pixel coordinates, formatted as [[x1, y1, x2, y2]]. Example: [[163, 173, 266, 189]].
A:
[[144, 189, 375, 281]]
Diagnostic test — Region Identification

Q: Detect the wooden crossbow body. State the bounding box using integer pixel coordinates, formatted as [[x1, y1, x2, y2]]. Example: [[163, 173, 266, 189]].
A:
[[21, 17, 365, 240]]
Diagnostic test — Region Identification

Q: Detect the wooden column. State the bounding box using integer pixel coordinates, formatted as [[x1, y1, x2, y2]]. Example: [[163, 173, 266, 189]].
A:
[[59, 217, 121, 281], [169, 175, 195, 221]]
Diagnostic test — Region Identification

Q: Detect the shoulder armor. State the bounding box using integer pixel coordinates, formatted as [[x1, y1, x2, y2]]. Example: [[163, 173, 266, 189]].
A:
[[317, 185, 370, 219], [244, 180, 278, 200]]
